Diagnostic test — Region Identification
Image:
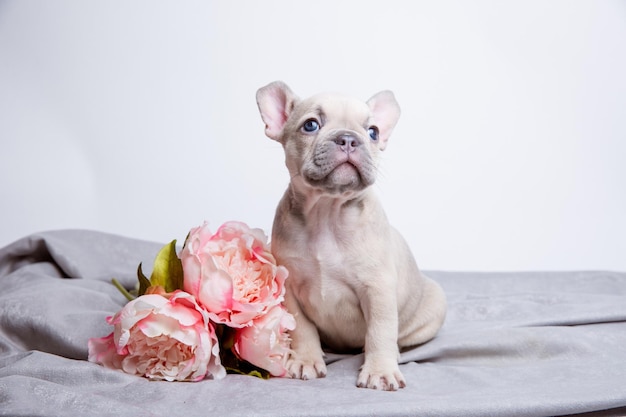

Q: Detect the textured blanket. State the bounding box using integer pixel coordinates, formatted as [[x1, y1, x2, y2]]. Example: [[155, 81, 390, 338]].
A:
[[1, 230, 625, 417]]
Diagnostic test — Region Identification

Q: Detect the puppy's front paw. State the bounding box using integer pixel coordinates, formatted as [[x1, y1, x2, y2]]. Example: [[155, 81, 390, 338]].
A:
[[286, 352, 327, 380], [357, 359, 406, 391]]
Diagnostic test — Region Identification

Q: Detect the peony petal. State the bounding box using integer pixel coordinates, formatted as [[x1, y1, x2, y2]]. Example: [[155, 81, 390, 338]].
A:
[[114, 294, 167, 348], [88, 333, 125, 370], [234, 305, 294, 377], [161, 300, 202, 328], [198, 262, 234, 313]]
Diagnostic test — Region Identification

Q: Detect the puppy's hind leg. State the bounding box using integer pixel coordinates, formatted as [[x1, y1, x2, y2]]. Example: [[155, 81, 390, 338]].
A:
[[399, 277, 447, 348]]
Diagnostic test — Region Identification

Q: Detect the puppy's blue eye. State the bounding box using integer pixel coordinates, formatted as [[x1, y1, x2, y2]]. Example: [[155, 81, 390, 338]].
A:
[[368, 126, 379, 141], [302, 119, 320, 133]]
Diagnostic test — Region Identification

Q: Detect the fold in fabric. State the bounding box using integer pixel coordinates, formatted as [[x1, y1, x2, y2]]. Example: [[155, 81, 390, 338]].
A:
[[1, 230, 625, 417]]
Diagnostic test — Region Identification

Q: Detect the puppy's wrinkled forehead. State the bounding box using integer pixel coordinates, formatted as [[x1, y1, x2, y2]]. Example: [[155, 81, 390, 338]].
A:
[[293, 93, 371, 130]]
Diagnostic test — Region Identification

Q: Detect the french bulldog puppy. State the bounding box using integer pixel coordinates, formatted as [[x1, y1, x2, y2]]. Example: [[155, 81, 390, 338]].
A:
[[256, 81, 446, 391]]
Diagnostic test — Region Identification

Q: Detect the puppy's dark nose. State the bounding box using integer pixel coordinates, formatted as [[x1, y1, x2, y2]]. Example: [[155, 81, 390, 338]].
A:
[[333, 134, 360, 153]]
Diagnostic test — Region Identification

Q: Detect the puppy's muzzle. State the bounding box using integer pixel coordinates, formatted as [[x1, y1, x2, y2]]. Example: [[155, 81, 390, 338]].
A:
[[300, 130, 376, 193]]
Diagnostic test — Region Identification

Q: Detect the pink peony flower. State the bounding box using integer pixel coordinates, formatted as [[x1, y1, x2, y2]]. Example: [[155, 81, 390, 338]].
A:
[[181, 221, 289, 328], [88, 291, 225, 382], [233, 305, 295, 377]]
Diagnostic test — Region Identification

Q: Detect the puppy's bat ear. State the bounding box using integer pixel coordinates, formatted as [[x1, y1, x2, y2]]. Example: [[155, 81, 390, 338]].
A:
[[367, 91, 401, 151], [256, 81, 299, 141]]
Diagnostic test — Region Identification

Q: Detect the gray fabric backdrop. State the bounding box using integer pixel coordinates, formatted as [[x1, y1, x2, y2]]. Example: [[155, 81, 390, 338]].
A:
[[1, 230, 625, 417]]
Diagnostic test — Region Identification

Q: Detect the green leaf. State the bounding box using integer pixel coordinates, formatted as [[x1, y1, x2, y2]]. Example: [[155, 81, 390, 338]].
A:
[[137, 263, 151, 297], [150, 240, 184, 293]]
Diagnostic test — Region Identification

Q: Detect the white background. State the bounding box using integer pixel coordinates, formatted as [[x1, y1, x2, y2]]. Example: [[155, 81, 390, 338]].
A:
[[1, 1, 625, 271]]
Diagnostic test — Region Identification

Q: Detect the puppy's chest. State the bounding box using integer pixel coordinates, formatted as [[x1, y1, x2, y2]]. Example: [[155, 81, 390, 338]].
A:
[[293, 230, 361, 304], [310, 228, 355, 275]]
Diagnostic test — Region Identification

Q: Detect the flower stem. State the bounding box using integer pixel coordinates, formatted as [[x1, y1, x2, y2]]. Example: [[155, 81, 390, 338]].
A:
[[111, 278, 136, 302]]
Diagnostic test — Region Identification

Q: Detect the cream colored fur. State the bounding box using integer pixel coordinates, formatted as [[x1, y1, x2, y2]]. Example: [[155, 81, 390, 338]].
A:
[[256, 81, 446, 391]]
